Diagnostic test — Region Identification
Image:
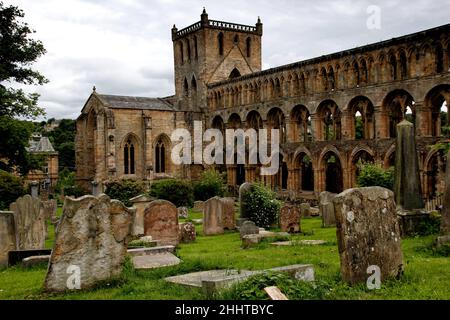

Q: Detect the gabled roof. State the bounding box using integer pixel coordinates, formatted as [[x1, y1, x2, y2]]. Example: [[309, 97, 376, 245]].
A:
[[97, 94, 174, 111], [28, 136, 56, 153]]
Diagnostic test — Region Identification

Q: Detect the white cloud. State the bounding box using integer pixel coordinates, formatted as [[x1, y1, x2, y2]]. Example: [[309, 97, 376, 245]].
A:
[[4, 0, 450, 120]]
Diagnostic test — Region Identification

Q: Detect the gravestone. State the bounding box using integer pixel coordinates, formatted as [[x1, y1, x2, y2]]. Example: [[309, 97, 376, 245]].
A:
[[144, 200, 179, 246], [279, 204, 301, 233], [178, 207, 189, 219], [320, 192, 337, 227], [333, 187, 403, 285], [130, 195, 155, 236], [239, 221, 259, 239], [203, 197, 224, 236], [220, 198, 235, 230], [193, 201, 204, 212], [394, 120, 424, 211], [300, 203, 311, 218], [437, 149, 450, 248], [179, 222, 196, 243], [10, 195, 46, 250], [41, 200, 57, 221], [239, 183, 253, 219], [44, 195, 134, 292], [0, 211, 16, 267]]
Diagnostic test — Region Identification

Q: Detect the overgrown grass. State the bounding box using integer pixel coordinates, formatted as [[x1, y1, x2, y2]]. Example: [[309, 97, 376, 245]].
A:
[[1, 217, 449, 300]]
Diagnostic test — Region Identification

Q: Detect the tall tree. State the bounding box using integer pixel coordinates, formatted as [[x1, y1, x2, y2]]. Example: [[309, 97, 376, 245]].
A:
[[0, 1, 47, 119]]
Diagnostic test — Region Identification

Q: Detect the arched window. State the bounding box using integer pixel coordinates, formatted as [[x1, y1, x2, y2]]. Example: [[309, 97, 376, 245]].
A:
[[179, 42, 184, 64], [183, 78, 189, 97], [399, 51, 408, 79], [233, 34, 239, 44], [218, 32, 224, 55], [194, 36, 198, 59], [353, 62, 360, 86], [124, 139, 135, 175], [246, 37, 251, 57], [186, 39, 191, 61], [389, 55, 397, 80], [155, 138, 166, 174], [229, 68, 241, 79], [436, 43, 444, 73]]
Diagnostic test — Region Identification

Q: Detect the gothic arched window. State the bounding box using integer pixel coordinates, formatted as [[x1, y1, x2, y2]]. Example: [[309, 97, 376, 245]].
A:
[[246, 37, 251, 57], [124, 139, 135, 175], [155, 138, 166, 174]]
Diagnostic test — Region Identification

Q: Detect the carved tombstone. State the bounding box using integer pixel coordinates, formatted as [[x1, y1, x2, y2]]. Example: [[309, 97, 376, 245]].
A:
[[130, 195, 155, 237], [203, 197, 224, 236], [239, 183, 253, 219], [0, 211, 16, 267], [240, 221, 260, 239], [10, 195, 46, 250], [320, 192, 337, 227], [44, 195, 135, 292], [144, 200, 179, 246], [279, 204, 301, 233], [220, 197, 235, 230], [41, 200, 57, 221], [300, 203, 311, 218], [179, 222, 196, 243], [333, 187, 404, 285]]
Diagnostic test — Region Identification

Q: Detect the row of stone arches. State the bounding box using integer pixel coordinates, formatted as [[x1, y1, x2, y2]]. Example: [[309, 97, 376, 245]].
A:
[[210, 85, 450, 141]]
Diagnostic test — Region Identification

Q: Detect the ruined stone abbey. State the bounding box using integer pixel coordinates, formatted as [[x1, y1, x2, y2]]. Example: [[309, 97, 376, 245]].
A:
[[76, 10, 450, 202]]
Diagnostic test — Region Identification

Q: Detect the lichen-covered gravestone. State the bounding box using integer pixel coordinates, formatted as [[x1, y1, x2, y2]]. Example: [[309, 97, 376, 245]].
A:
[[203, 197, 224, 236], [333, 187, 403, 285], [220, 198, 235, 230], [279, 204, 301, 233], [0, 211, 16, 267], [179, 222, 196, 243], [144, 200, 179, 246], [44, 195, 134, 292], [239, 221, 259, 239], [10, 195, 46, 250], [130, 195, 155, 236], [319, 191, 337, 227]]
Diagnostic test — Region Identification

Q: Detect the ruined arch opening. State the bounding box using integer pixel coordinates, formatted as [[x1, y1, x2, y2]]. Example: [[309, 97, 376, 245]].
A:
[[399, 50, 408, 79], [267, 107, 286, 143], [318, 100, 341, 141], [183, 78, 189, 97], [323, 151, 343, 194], [295, 153, 314, 192], [212, 115, 225, 134], [425, 84, 450, 137], [274, 154, 288, 191], [290, 105, 311, 143], [389, 55, 398, 80], [383, 89, 416, 138], [352, 150, 375, 185], [228, 113, 242, 130], [349, 96, 375, 140], [246, 111, 263, 130]]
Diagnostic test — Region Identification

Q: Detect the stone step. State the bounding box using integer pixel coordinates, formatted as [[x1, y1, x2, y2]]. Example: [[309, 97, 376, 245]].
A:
[[132, 252, 181, 270], [127, 245, 175, 257]]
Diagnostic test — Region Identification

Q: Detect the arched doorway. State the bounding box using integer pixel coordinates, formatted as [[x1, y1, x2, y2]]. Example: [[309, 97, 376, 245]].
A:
[[322, 151, 343, 194], [295, 152, 314, 192], [352, 149, 375, 185], [228, 113, 242, 129], [382, 89, 416, 138]]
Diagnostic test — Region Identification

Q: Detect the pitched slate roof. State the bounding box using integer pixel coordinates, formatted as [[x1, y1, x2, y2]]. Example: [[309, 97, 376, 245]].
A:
[[98, 94, 174, 111], [28, 135, 56, 153]]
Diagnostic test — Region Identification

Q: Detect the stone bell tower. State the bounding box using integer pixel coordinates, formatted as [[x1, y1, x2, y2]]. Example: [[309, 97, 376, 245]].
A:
[[172, 8, 263, 112]]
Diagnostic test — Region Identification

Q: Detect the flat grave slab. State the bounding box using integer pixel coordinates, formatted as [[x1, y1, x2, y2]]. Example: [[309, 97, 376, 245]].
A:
[[132, 252, 181, 270], [271, 240, 327, 246]]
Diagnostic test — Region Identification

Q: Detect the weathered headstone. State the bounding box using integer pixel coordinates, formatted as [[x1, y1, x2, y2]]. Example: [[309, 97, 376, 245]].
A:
[[10, 195, 46, 250], [279, 204, 301, 233], [320, 191, 337, 227], [193, 201, 204, 212], [203, 197, 224, 236], [178, 207, 189, 219], [0, 211, 16, 267], [437, 149, 450, 249], [41, 200, 57, 221], [220, 198, 235, 230], [130, 194, 155, 236], [44, 195, 134, 292], [300, 203, 311, 218], [144, 200, 179, 246], [239, 183, 253, 219], [239, 221, 259, 239], [394, 120, 424, 211], [179, 222, 196, 243], [333, 187, 403, 285]]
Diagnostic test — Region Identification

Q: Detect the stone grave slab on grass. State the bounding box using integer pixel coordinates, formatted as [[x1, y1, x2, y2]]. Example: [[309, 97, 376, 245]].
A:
[[165, 264, 314, 296], [270, 240, 327, 246], [132, 253, 181, 270], [22, 255, 50, 268], [8, 249, 52, 266]]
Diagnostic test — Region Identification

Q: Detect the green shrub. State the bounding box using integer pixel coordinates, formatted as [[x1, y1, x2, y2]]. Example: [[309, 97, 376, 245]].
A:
[[357, 163, 394, 190], [149, 179, 194, 207], [242, 184, 281, 228], [104, 179, 146, 207], [0, 170, 25, 210], [416, 212, 441, 236], [193, 169, 226, 201]]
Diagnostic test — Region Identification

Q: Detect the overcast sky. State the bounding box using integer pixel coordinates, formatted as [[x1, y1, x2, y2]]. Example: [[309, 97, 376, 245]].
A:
[[5, 0, 450, 120]]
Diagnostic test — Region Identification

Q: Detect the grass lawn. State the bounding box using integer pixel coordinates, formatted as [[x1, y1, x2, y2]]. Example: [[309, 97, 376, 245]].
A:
[[0, 211, 449, 300]]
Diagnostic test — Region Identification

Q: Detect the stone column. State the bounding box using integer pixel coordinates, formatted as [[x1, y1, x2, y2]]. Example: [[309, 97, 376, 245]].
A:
[[341, 113, 354, 140], [415, 102, 431, 137], [311, 114, 322, 141], [0, 211, 16, 267], [374, 107, 389, 139], [394, 120, 424, 211], [143, 115, 153, 179], [95, 112, 106, 181]]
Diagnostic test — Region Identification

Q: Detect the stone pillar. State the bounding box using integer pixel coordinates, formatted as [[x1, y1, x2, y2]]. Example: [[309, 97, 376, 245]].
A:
[[436, 149, 450, 248], [415, 103, 431, 137], [0, 211, 16, 266], [143, 115, 153, 179], [341, 113, 354, 140], [95, 112, 106, 181], [30, 181, 39, 198], [311, 114, 322, 141], [374, 107, 389, 139], [394, 120, 424, 211]]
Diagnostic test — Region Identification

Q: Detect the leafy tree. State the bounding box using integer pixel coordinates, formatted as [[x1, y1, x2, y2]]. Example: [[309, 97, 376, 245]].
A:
[[105, 179, 146, 207], [242, 183, 281, 228], [0, 1, 47, 119], [47, 119, 75, 170], [0, 170, 25, 209], [357, 163, 394, 190], [193, 169, 226, 201], [149, 179, 194, 207]]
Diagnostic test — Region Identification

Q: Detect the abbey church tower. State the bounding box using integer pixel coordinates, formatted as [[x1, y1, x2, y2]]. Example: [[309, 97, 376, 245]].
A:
[[172, 9, 263, 112]]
